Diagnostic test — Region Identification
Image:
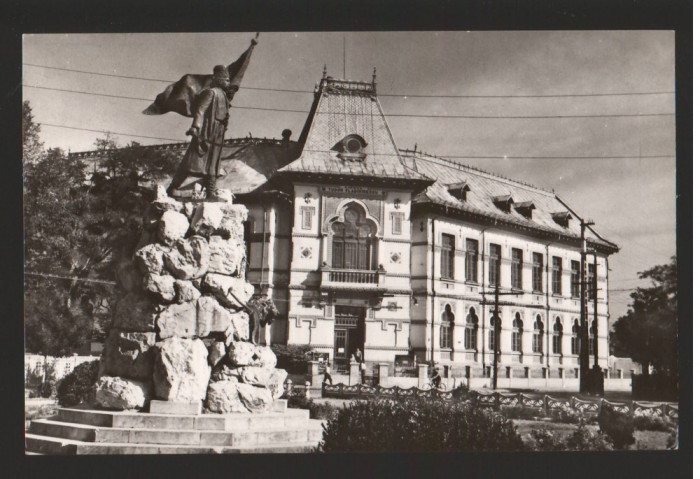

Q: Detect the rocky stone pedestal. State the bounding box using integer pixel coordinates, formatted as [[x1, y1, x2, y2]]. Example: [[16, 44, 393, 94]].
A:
[[95, 186, 287, 415]]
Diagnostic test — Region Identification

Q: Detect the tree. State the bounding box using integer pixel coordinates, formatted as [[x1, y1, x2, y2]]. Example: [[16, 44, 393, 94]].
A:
[[23, 116, 180, 355], [610, 256, 677, 378], [23, 101, 44, 166]]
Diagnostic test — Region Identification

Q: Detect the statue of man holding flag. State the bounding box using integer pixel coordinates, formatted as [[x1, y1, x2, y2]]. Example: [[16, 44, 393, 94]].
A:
[[143, 34, 259, 199]]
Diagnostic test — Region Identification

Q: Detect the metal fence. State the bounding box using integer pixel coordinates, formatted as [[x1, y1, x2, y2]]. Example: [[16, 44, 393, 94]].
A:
[[322, 383, 678, 421]]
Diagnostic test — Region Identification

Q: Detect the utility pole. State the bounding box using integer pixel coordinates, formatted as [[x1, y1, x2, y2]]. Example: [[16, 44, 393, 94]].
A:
[[589, 251, 604, 394], [592, 253, 599, 368], [483, 262, 522, 390], [579, 218, 594, 394]]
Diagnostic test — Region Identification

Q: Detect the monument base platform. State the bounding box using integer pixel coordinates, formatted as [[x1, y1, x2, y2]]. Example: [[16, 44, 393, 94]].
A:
[[25, 402, 322, 455]]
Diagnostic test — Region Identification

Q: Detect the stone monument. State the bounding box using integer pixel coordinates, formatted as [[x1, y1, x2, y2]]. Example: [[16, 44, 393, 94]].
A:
[[96, 186, 287, 414]]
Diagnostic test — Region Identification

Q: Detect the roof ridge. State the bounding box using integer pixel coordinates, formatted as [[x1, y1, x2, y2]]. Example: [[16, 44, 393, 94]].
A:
[[70, 137, 293, 159], [399, 149, 556, 196]]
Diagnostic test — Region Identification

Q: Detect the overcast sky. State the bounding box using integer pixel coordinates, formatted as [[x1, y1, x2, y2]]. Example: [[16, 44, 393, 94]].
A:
[[22, 31, 676, 323]]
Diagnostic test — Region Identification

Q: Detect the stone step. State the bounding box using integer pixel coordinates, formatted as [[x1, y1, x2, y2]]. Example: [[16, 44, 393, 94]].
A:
[[29, 419, 97, 442], [75, 440, 319, 454], [25, 434, 79, 455], [29, 418, 322, 447], [56, 407, 310, 431]]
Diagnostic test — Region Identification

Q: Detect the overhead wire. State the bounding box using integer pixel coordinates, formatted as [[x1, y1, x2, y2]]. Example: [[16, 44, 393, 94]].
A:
[[23, 62, 676, 99], [23, 84, 676, 120], [40, 123, 673, 160]]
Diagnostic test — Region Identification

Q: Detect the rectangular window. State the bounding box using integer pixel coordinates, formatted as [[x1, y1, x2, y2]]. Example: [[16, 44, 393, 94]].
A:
[[465, 239, 478, 283], [553, 333, 562, 355], [552, 256, 562, 295], [440, 323, 453, 349], [511, 248, 523, 289], [440, 234, 455, 279], [489, 244, 501, 286], [332, 240, 343, 269], [571, 260, 580, 298], [532, 253, 543, 292], [465, 325, 477, 350], [391, 212, 404, 235], [588, 263, 596, 296], [511, 329, 522, 352], [301, 206, 314, 230]]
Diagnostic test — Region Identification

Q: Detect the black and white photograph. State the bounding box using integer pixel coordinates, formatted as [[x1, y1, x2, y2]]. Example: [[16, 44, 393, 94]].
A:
[[20, 26, 682, 461]]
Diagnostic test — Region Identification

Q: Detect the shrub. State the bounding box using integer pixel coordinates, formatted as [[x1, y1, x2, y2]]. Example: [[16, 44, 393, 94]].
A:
[[286, 394, 313, 409], [56, 360, 99, 407], [270, 344, 312, 375], [566, 421, 614, 451], [319, 398, 526, 453], [633, 415, 674, 432], [549, 407, 586, 424], [451, 383, 471, 401], [500, 404, 540, 421], [285, 395, 339, 421], [529, 427, 567, 451], [530, 420, 613, 451], [598, 404, 635, 449]]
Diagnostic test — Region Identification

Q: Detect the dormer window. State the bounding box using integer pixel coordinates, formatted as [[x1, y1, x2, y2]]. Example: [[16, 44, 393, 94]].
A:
[[331, 134, 368, 161], [514, 201, 535, 219], [552, 211, 573, 228], [493, 194, 514, 213], [446, 182, 470, 202]]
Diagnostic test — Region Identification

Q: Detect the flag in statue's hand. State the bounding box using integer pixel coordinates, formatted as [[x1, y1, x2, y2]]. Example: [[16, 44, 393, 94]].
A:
[[143, 35, 258, 117]]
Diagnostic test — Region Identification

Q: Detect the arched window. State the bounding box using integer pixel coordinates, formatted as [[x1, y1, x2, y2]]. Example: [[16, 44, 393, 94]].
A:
[[489, 316, 496, 351], [440, 305, 454, 350], [533, 315, 544, 353], [465, 307, 478, 350], [552, 317, 563, 355], [589, 320, 596, 354], [511, 313, 523, 352], [330, 204, 377, 270], [571, 319, 581, 355]]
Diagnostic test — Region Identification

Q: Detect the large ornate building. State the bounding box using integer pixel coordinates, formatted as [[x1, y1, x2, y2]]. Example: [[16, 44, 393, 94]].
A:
[[74, 72, 619, 382]]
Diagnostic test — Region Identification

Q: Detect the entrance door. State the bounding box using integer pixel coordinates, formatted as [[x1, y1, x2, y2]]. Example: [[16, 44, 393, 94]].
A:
[[333, 306, 365, 373]]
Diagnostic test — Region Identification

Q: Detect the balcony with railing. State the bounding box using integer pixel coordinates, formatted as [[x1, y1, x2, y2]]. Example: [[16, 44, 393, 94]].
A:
[[320, 265, 387, 291]]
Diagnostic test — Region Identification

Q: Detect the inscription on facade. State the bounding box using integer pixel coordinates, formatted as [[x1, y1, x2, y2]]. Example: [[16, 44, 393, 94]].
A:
[[321, 185, 386, 200]]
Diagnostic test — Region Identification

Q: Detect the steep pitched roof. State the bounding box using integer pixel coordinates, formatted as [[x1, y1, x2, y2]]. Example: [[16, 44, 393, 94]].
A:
[[403, 150, 618, 253], [276, 76, 431, 184]]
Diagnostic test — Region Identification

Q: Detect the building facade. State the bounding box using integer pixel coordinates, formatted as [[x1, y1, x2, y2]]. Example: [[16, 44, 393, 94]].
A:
[[238, 73, 618, 381], [73, 71, 620, 383]]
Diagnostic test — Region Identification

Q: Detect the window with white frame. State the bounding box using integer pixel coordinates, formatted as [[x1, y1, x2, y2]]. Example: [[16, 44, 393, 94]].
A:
[[571, 319, 581, 355], [441, 234, 455, 279], [465, 239, 478, 283], [511, 313, 523, 352], [552, 256, 562, 295], [391, 212, 404, 235], [552, 317, 563, 355], [511, 248, 523, 289], [571, 260, 581, 298], [465, 307, 478, 350], [489, 244, 501, 286], [440, 304, 455, 350], [533, 315, 544, 353], [301, 206, 315, 230], [532, 252, 544, 292]]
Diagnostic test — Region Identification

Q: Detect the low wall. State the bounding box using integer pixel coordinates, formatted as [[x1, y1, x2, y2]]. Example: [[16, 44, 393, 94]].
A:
[[316, 371, 631, 393]]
